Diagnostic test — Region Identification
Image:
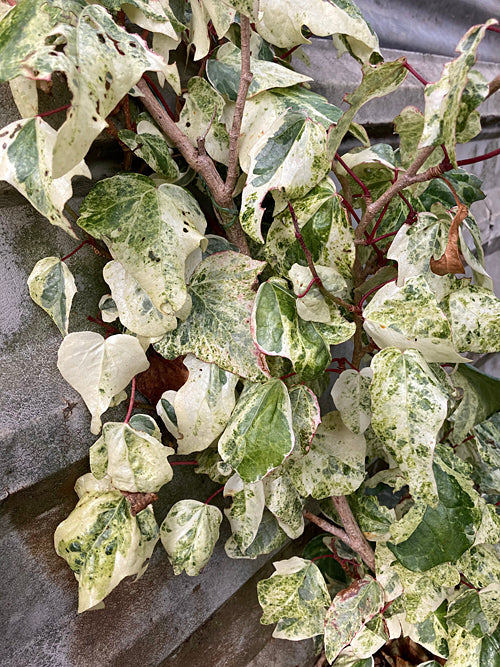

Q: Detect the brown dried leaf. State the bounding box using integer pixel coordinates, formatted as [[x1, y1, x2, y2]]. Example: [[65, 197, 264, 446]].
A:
[[136, 349, 188, 406], [120, 491, 158, 516], [430, 203, 468, 276]]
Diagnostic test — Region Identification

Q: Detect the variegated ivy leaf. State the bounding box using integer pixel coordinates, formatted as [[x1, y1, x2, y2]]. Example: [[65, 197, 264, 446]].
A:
[[238, 89, 344, 173], [447, 584, 500, 638], [101, 0, 186, 39], [284, 411, 366, 499], [457, 545, 500, 590], [331, 368, 373, 435], [251, 279, 332, 381], [419, 169, 485, 210], [393, 106, 425, 169], [459, 214, 493, 290], [103, 261, 177, 339], [257, 556, 331, 641], [223, 472, 265, 550], [346, 488, 395, 542], [0, 117, 90, 237], [474, 503, 500, 547], [328, 59, 408, 157], [176, 77, 229, 165], [254, 0, 380, 64], [118, 129, 180, 181], [363, 276, 468, 363], [470, 412, 500, 494], [206, 42, 311, 103], [195, 448, 233, 484], [99, 294, 118, 323], [27, 256, 77, 336], [74, 471, 114, 498], [289, 384, 321, 454], [370, 348, 449, 506], [335, 144, 396, 190], [419, 20, 497, 167], [444, 285, 500, 353], [324, 577, 384, 664], [225, 509, 288, 559], [188, 0, 235, 60], [446, 623, 500, 667], [449, 366, 500, 446], [157, 354, 239, 455], [240, 110, 330, 243], [455, 69, 489, 143], [9, 76, 37, 117], [78, 175, 207, 315], [264, 177, 355, 281], [263, 473, 305, 539], [333, 617, 389, 667], [154, 251, 267, 381], [89, 418, 174, 493], [57, 332, 150, 434], [218, 378, 294, 483], [400, 601, 449, 659], [54, 488, 159, 612], [160, 499, 222, 576]]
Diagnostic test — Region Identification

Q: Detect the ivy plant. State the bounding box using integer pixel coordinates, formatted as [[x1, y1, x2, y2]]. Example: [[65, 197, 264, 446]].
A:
[[1, 0, 500, 663]]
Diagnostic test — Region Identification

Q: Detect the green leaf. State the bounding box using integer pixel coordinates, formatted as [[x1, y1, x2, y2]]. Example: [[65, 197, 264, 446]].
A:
[[444, 286, 500, 353], [447, 585, 500, 639], [57, 332, 150, 434], [370, 348, 449, 505], [263, 473, 305, 539], [206, 42, 311, 102], [257, 556, 331, 640], [27, 256, 77, 336], [328, 59, 408, 156], [324, 577, 384, 664], [254, 0, 380, 64], [289, 384, 321, 454], [89, 419, 174, 493], [331, 368, 372, 435], [363, 276, 468, 363], [154, 251, 267, 381], [0, 117, 90, 237], [54, 487, 159, 612], [118, 129, 180, 181], [264, 177, 355, 281], [419, 169, 485, 210], [218, 378, 294, 483], [160, 499, 222, 576], [419, 20, 497, 166], [284, 411, 366, 499], [225, 509, 288, 559], [78, 174, 207, 315], [223, 472, 265, 550], [457, 544, 500, 590], [240, 110, 330, 243]]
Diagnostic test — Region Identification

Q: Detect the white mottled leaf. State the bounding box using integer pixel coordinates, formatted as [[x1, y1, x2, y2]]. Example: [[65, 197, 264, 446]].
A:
[[155, 251, 268, 382], [334, 617, 388, 666], [370, 348, 448, 505], [400, 602, 449, 659], [445, 285, 500, 353], [224, 472, 265, 550], [9, 76, 37, 117], [195, 447, 233, 484], [74, 472, 114, 498], [0, 117, 90, 236], [225, 509, 288, 559], [219, 379, 294, 483], [257, 556, 331, 640], [289, 263, 352, 326], [189, 0, 235, 60], [331, 368, 372, 435], [284, 411, 366, 499], [57, 332, 149, 434], [447, 584, 500, 638], [54, 488, 159, 612], [263, 473, 304, 539], [289, 384, 321, 454], [99, 294, 118, 323], [160, 499, 222, 576], [118, 129, 180, 181], [457, 544, 500, 590], [78, 175, 207, 315], [28, 256, 77, 336], [89, 418, 174, 492]]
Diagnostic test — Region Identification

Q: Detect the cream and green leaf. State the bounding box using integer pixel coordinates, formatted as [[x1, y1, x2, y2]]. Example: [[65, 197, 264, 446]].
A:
[[28, 256, 77, 336]]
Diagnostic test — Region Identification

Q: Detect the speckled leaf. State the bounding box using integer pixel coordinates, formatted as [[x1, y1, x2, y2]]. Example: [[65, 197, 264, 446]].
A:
[[264, 177, 355, 280], [289, 385, 321, 454], [457, 545, 500, 590], [118, 129, 180, 181], [420, 169, 485, 210], [54, 488, 159, 612], [446, 624, 500, 667], [225, 509, 288, 559], [252, 280, 332, 381], [154, 251, 267, 381], [78, 175, 207, 315], [0, 117, 90, 237], [328, 59, 407, 156], [284, 411, 366, 499], [393, 106, 425, 168], [224, 472, 265, 550], [218, 378, 294, 483], [363, 276, 468, 363], [450, 367, 500, 445], [160, 499, 222, 576], [103, 261, 177, 339], [419, 20, 497, 166], [334, 617, 388, 666], [188, 0, 235, 60], [444, 286, 500, 353], [57, 332, 150, 434], [474, 503, 500, 548], [255, 0, 380, 64], [206, 42, 311, 103], [195, 448, 233, 484], [401, 601, 449, 659], [331, 369, 373, 435], [447, 585, 500, 639], [240, 110, 330, 243], [89, 419, 174, 492], [27, 256, 77, 336], [347, 488, 395, 542], [106, 0, 185, 38], [335, 144, 396, 191], [263, 473, 305, 539], [370, 348, 449, 505], [257, 556, 331, 640], [324, 577, 384, 664]]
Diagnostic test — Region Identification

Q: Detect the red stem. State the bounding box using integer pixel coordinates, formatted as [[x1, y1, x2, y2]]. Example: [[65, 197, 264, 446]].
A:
[[331, 357, 359, 371], [335, 153, 371, 199], [61, 240, 92, 262], [279, 371, 297, 380], [358, 278, 396, 309], [403, 61, 429, 86], [205, 486, 224, 505], [124, 377, 136, 424], [325, 368, 342, 374], [487, 25, 500, 34], [457, 147, 500, 166], [37, 104, 71, 118], [341, 197, 361, 223], [142, 74, 175, 120], [297, 277, 320, 298], [369, 230, 398, 245], [367, 200, 391, 242], [171, 461, 198, 466]]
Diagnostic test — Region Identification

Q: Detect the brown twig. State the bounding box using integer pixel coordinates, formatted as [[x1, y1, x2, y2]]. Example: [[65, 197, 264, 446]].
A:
[[197, 104, 218, 156], [330, 496, 376, 571], [303, 510, 351, 544]]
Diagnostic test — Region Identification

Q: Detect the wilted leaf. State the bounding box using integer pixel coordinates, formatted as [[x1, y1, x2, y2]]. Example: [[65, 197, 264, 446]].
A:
[[223, 472, 265, 550], [27, 256, 77, 336], [430, 203, 467, 276], [331, 368, 372, 435]]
